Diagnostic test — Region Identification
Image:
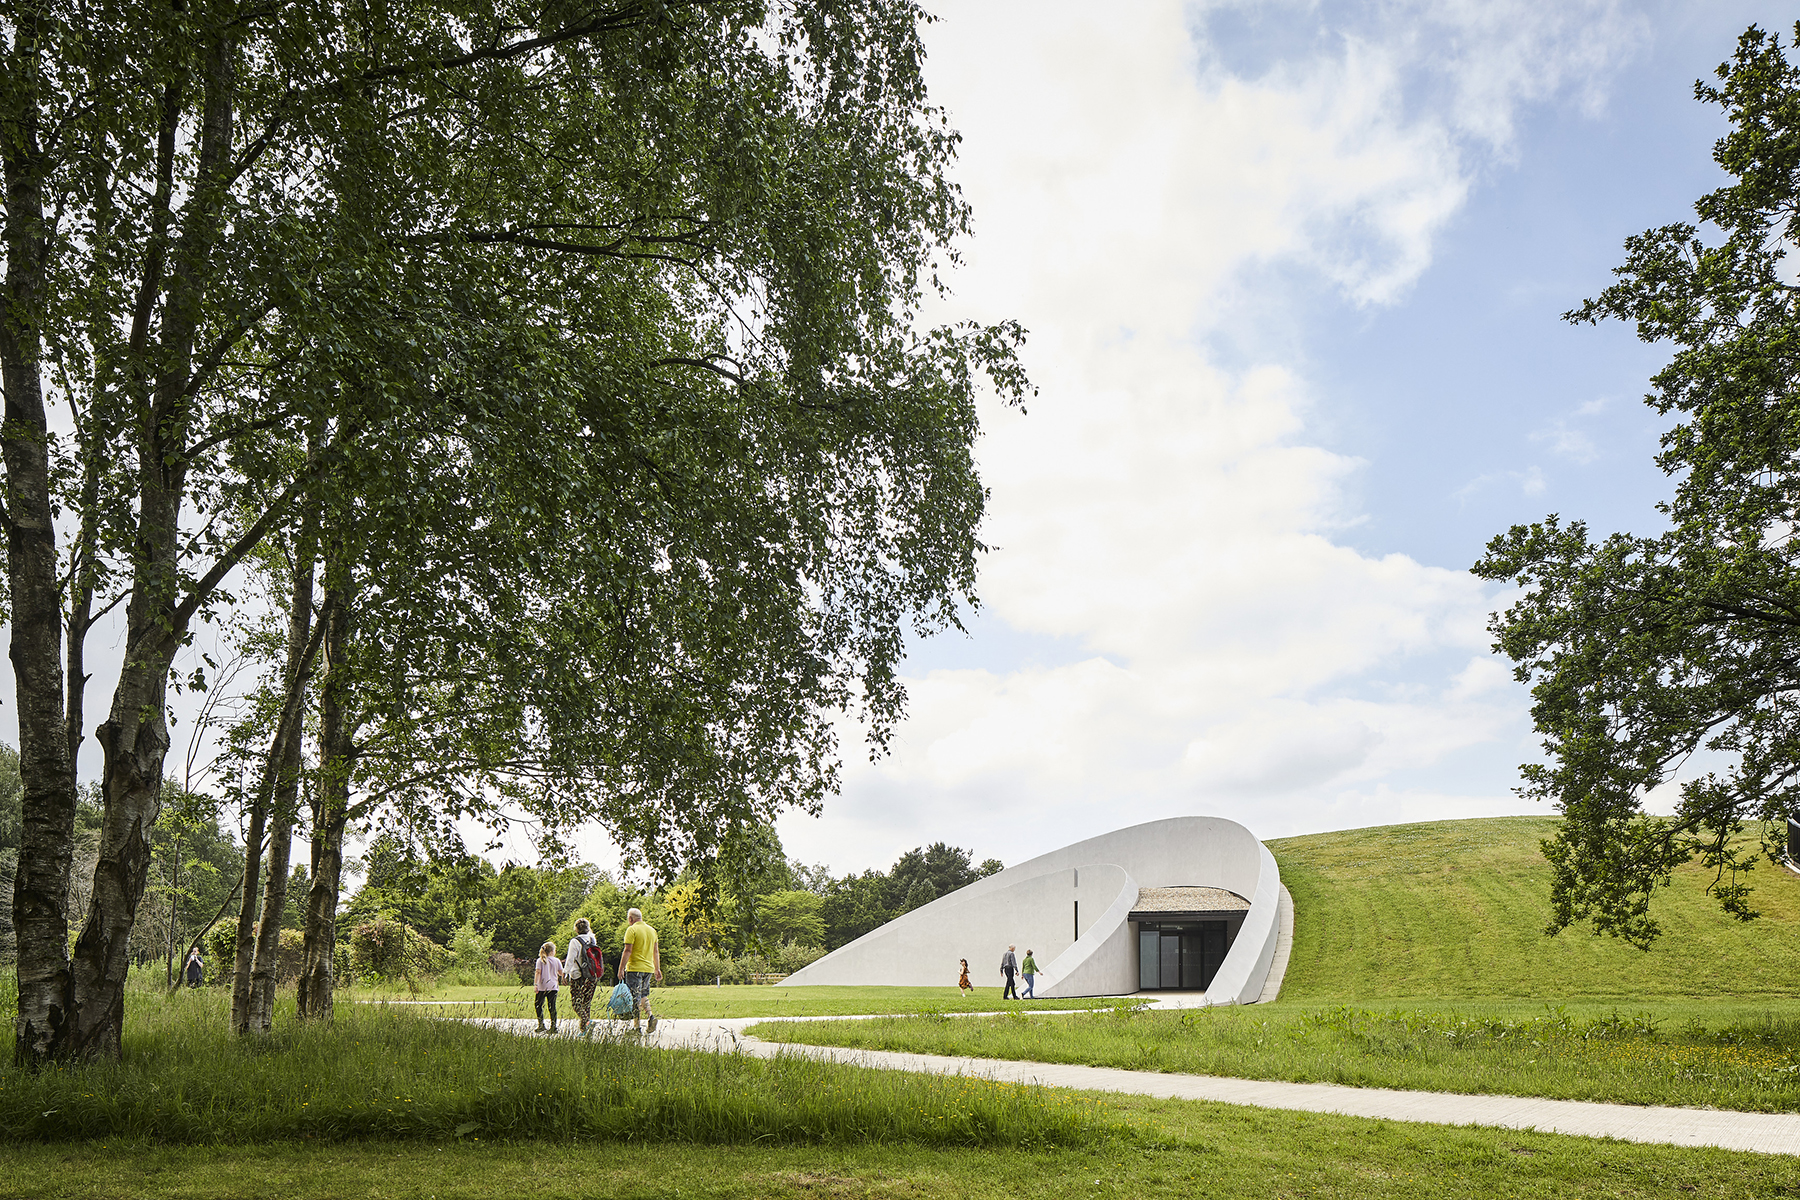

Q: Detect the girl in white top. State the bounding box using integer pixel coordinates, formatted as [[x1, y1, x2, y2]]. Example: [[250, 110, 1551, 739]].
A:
[[534, 942, 563, 1033]]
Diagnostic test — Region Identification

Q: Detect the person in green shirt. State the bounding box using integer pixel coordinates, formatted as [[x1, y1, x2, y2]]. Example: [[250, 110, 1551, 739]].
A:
[[620, 907, 663, 1033], [1021, 950, 1039, 998]]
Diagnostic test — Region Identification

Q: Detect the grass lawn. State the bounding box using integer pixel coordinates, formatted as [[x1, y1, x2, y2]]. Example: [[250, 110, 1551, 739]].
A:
[[349, 982, 1125, 1020], [37, 986, 1800, 1199], [11, 817, 1800, 1195], [4, 1096, 1799, 1198], [748, 999, 1800, 1111], [1272, 816, 1800, 1003]]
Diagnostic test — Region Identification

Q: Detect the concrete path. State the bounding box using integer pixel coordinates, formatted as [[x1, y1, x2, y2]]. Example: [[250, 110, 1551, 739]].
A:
[[470, 1013, 1800, 1157]]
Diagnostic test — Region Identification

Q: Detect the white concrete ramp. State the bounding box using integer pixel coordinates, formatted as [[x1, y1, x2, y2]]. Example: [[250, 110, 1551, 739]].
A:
[[1256, 886, 1294, 1003]]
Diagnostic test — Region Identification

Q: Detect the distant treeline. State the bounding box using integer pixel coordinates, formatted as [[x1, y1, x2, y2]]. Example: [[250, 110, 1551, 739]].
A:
[[2, 758, 1000, 990]]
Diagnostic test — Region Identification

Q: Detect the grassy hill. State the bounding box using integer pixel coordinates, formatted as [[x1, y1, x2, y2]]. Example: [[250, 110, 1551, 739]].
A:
[[1269, 816, 1800, 1003]]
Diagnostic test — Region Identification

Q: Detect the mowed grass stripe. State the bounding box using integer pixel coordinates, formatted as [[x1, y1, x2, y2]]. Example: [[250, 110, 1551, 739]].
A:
[[1271, 816, 1800, 1002]]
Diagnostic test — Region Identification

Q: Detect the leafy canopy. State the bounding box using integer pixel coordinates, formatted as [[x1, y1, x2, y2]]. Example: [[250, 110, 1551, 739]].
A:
[[1476, 23, 1800, 947]]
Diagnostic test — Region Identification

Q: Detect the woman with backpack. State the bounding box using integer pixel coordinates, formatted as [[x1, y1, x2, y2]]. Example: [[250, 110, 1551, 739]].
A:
[[565, 917, 607, 1037]]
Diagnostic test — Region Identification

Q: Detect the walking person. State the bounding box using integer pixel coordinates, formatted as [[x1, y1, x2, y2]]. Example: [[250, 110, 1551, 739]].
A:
[[565, 917, 606, 1038], [957, 958, 972, 996], [184, 947, 204, 988], [1000, 944, 1019, 1000], [1021, 949, 1039, 998], [620, 907, 662, 1034], [534, 941, 563, 1033]]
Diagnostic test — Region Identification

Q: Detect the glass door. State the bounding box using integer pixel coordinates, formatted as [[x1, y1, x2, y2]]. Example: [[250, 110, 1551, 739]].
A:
[[1138, 928, 1159, 990], [1141, 923, 1232, 990]]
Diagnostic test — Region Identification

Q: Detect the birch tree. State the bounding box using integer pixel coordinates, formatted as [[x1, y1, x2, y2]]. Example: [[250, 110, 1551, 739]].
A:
[[5, 0, 1025, 1063]]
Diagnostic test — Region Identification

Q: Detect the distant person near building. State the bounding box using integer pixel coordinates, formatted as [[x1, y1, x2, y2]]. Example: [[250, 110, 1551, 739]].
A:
[[534, 941, 563, 1033], [621, 908, 662, 1034], [958, 958, 972, 995], [1000, 945, 1019, 1000], [184, 947, 203, 988], [1021, 950, 1038, 998], [566, 917, 606, 1038]]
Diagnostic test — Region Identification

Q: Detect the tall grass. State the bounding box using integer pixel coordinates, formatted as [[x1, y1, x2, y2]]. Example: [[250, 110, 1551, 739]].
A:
[[751, 1002, 1800, 1112], [0, 986, 1108, 1148]]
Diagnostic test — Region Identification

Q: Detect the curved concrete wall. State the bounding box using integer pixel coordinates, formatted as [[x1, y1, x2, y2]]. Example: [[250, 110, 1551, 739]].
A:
[[785, 815, 1281, 1002]]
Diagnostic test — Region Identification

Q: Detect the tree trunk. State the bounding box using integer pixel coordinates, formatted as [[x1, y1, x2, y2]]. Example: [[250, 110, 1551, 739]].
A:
[[247, 537, 317, 1032], [163, 830, 182, 990], [67, 85, 115, 787], [4, 2, 80, 1070], [298, 574, 353, 1022], [247, 808, 294, 1031], [227, 797, 267, 1032], [61, 27, 239, 1062]]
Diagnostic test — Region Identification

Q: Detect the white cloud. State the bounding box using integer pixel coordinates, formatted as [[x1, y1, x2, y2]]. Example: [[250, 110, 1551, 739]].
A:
[[1532, 424, 1600, 464], [1454, 465, 1545, 503], [778, 0, 1641, 874]]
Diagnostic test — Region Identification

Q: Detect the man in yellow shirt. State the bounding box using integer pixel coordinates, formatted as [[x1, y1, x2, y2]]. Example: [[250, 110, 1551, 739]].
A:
[[620, 907, 663, 1033]]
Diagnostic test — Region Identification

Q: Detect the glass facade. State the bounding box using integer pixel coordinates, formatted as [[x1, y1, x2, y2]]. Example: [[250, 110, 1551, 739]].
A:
[[1136, 921, 1229, 990]]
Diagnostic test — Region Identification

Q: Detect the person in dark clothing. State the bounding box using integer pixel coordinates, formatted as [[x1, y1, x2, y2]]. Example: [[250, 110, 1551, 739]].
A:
[[1000, 945, 1019, 1000], [184, 948, 204, 988]]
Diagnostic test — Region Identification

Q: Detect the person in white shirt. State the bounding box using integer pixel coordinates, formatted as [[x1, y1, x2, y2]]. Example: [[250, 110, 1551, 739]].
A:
[[564, 917, 605, 1037]]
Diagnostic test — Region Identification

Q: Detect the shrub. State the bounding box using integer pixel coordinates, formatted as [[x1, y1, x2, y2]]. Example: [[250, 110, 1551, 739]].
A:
[[204, 925, 235, 982], [348, 916, 447, 984], [275, 928, 306, 982], [488, 950, 521, 984], [668, 947, 744, 986], [769, 942, 826, 975], [663, 943, 824, 986], [440, 921, 508, 986]]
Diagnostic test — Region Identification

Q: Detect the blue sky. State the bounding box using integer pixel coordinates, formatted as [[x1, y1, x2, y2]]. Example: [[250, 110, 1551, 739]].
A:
[[764, 1, 1800, 877]]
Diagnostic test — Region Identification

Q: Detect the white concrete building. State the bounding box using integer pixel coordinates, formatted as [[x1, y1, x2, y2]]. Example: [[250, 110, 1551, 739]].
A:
[[785, 815, 1291, 1002]]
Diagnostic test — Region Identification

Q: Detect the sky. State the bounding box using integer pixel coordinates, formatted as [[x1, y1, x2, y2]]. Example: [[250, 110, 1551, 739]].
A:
[[19, 1, 1793, 886], [755, 0, 1796, 878]]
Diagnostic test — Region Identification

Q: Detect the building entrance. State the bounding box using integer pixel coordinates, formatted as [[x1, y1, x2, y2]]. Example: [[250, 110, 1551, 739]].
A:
[[1137, 921, 1227, 991]]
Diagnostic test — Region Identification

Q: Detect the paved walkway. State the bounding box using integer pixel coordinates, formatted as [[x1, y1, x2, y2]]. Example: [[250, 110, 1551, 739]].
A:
[[468, 1011, 1800, 1157]]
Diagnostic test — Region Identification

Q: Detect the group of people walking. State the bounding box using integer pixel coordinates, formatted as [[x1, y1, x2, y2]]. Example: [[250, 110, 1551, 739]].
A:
[[532, 908, 663, 1036], [958, 945, 1040, 998]]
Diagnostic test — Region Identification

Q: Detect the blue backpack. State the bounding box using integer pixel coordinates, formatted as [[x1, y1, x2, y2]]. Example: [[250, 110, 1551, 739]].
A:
[[606, 981, 634, 1017]]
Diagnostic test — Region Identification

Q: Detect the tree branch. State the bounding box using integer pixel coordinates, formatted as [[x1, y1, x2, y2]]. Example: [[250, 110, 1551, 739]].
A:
[[653, 356, 746, 385], [358, 5, 666, 83], [159, 427, 359, 649]]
